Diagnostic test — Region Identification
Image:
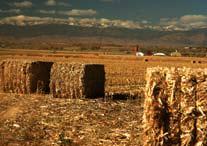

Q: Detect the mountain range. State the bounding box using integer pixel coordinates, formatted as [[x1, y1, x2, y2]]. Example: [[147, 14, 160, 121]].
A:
[[0, 24, 206, 48]]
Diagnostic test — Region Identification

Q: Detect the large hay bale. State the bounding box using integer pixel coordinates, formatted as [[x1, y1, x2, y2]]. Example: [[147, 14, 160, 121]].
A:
[[143, 67, 207, 146], [195, 69, 207, 145], [165, 68, 181, 145], [143, 68, 168, 145], [179, 68, 197, 146], [0, 60, 53, 94], [50, 62, 105, 98]]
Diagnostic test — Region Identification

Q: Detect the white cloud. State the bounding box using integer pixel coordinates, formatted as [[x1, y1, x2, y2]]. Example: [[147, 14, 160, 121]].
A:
[[45, 0, 56, 6], [160, 15, 207, 31], [180, 15, 207, 23], [0, 15, 143, 29], [59, 9, 97, 16], [0, 15, 26, 26], [58, 2, 71, 7], [110, 19, 142, 29], [71, 17, 142, 29], [39, 10, 56, 15], [179, 15, 207, 29], [38, 9, 95, 16], [0, 9, 21, 14], [141, 20, 149, 24], [1, 14, 206, 31], [0, 15, 68, 26], [13, 1, 33, 8], [45, 0, 71, 6]]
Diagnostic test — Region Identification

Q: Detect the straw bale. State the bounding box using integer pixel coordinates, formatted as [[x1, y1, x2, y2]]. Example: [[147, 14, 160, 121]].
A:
[[0, 60, 53, 94], [143, 67, 207, 146], [143, 68, 168, 146], [50, 62, 105, 98], [195, 69, 207, 146], [165, 68, 181, 145], [179, 68, 197, 146]]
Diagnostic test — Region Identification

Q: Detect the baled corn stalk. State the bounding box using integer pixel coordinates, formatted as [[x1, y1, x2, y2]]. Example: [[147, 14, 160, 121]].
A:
[[143, 68, 169, 146], [195, 68, 207, 146], [0, 59, 53, 94], [143, 67, 207, 146], [179, 68, 197, 146], [165, 68, 181, 145], [50, 62, 105, 98]]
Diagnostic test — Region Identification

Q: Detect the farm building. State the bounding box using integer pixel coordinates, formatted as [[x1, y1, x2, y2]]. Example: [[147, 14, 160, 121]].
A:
[[0, 60, 53, 94], [170, 50, 182, 57], [50, 62, 105, 98]]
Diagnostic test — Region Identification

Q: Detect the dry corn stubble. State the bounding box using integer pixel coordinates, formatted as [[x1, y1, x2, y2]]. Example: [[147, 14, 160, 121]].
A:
[[143, 67, 207, 146]]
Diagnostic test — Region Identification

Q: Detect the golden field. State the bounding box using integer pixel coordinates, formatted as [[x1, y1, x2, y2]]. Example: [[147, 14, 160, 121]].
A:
[[0, 50, 206, 146]]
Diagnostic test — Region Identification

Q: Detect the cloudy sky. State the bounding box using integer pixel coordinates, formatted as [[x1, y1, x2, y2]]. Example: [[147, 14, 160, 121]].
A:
[[0, 0, 207, 31]]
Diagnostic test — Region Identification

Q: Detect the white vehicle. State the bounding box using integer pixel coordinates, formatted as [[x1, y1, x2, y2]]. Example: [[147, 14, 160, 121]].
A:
[[136, 52, 144, 56], [153, 53, 166, 56]]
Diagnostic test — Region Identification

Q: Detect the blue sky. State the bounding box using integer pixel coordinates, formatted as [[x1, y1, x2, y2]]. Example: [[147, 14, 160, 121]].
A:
[[0, 0, 206, 31]]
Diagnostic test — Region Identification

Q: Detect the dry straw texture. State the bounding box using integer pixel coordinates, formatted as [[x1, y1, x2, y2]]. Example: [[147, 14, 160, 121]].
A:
[[0, 60, 53, 94], [143, 67, 207, 146], [50, 62, 105, 98]]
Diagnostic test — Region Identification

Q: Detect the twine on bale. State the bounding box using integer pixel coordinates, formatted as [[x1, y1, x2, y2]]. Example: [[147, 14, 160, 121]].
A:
[[143, 67, 207, 146]]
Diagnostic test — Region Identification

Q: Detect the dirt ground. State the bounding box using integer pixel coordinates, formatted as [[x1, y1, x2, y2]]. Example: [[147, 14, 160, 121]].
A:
[[0, 93, 143, 146]]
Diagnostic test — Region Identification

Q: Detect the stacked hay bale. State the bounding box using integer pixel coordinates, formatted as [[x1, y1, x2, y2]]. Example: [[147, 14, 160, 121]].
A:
[[143, 67, 207, 146], [0, 60, 53, 94], [50, 62, 105, 98]]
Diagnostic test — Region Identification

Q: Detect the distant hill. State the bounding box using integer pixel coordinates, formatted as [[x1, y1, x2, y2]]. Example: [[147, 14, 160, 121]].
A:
[[0, 24, 206, 47]]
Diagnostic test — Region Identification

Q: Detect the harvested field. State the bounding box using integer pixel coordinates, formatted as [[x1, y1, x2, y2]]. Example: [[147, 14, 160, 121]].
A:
[[0, 93, 143, 146], [0, 51, 206, 146], [143, 67, 207, 146], [0, 52, 206, 96]]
